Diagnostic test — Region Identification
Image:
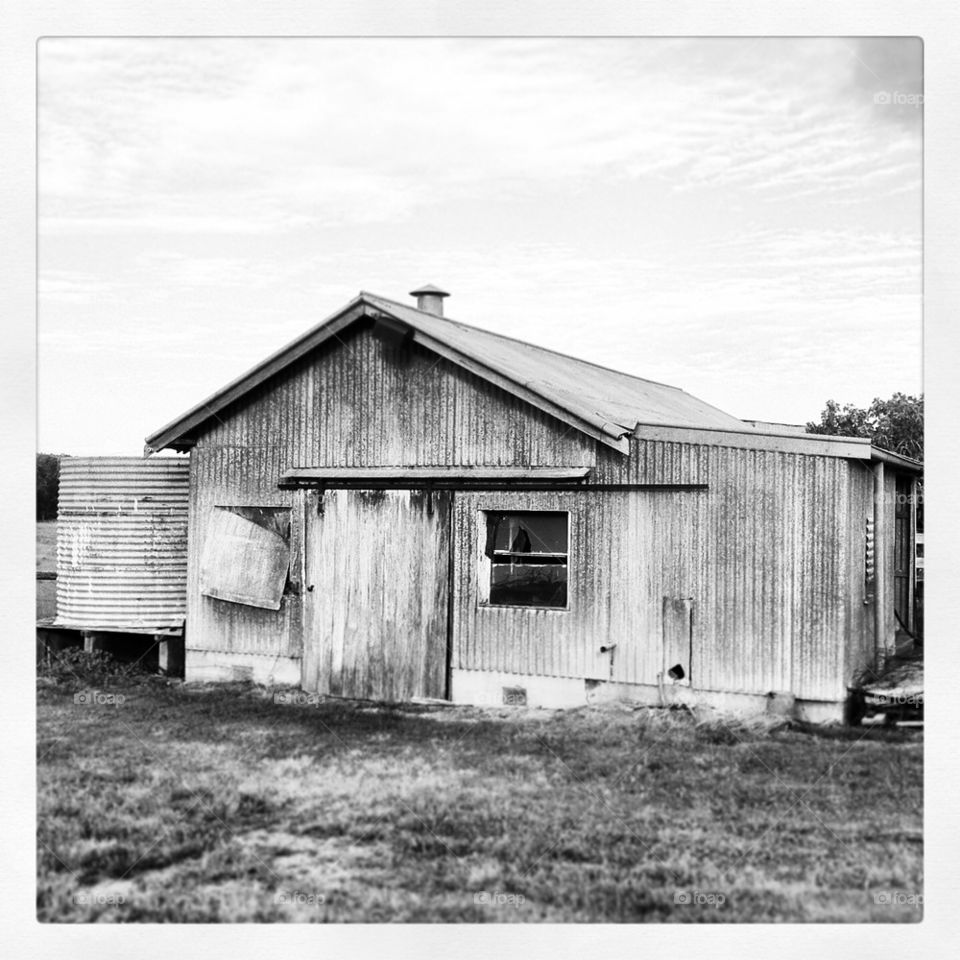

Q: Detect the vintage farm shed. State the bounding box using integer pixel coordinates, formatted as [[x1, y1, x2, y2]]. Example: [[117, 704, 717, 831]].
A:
[[145, 286, 921, 720]]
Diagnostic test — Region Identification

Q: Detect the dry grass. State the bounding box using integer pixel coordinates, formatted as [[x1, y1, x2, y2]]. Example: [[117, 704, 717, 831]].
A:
[[37, 662, 923, 923]]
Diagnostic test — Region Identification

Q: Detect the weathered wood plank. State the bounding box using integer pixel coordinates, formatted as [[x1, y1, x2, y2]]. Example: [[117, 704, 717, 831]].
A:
[[302, 489, 450, 701]]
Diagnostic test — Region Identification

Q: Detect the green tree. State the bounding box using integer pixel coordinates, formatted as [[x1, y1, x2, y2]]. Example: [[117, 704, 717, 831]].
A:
[[37, 454, 61, 521], [806, 392, 923, 461]]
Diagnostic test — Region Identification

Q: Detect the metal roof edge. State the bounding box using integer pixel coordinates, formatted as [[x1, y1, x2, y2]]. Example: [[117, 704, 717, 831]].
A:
[[631, 422, 875, 458], [635, 419, 872, 443], [869, 445, 924, 473], [143, 294, 368, 451]]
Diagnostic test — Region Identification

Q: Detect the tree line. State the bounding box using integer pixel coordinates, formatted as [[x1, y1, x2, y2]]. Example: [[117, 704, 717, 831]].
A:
[[805, 392, 923, 461], [37, 453, 64, 521]]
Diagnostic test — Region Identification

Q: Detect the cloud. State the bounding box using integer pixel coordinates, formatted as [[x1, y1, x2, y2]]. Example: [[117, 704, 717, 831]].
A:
[[39, 37, 922, 238]]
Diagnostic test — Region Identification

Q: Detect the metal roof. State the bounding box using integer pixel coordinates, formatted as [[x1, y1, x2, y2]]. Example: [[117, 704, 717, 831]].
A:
[[363, 293, 751, 437], [146, 290, 893, 461]]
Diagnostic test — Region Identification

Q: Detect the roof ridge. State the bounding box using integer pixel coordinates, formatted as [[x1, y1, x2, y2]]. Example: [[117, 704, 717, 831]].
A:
[[361, 291, 690, 394]]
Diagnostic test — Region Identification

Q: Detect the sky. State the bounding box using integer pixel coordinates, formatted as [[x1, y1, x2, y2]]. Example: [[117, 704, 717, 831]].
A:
[[37, 37, 923, 455]]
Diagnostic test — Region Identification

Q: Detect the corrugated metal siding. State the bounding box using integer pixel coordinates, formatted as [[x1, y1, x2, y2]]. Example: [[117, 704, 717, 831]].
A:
[[187, 324, 595, 658], [452, 489, 687, 685], [593, 437, 708, 484], [56, 457, 189, 631], [186, 446, 301, 658], [454, 445, 853, 701]]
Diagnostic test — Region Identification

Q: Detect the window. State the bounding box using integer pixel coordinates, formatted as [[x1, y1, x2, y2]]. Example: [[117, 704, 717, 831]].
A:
[[200, 506, 291, 610], [480, 511, 568, 608]]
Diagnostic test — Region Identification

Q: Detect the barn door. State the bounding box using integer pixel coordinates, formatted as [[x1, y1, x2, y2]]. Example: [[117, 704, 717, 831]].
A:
[[302, 488, 451, 701]]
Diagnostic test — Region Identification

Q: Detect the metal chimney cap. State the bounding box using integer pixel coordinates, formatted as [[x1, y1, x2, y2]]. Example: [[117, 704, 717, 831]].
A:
[[409, 284, 450, 298]]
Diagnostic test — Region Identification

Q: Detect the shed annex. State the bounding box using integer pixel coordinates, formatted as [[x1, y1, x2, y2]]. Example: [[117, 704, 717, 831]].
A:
[[145, 287, 921, 720]]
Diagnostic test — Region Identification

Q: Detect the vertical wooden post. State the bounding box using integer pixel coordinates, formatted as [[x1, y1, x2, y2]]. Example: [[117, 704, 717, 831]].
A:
[[82, 631, 104, 654], [158, 633, 185, 678], [873, 461, 887, 666]]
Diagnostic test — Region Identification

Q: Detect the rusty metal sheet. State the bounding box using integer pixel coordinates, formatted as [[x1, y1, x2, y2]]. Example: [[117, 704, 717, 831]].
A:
[[199, 507, 290, 610]]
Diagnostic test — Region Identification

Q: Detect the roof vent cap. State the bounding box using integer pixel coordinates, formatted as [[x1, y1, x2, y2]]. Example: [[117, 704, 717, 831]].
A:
[[409, 284, 450, 317]]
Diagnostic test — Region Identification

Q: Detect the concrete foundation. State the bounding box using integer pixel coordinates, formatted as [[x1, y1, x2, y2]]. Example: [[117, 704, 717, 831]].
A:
[[185, 649, 301, 687], [450, 669, 845, 722], [178, 656, 846, 723]]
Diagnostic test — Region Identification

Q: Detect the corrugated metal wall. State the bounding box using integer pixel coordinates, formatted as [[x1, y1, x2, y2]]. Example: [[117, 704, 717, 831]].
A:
[[454, 443, 853, 701], [198, 323, 596, 468], [56, 457, 189, 632], [186, 323, 595, 658], [593, 436, 708, 484], [186, 445, 301, 658]]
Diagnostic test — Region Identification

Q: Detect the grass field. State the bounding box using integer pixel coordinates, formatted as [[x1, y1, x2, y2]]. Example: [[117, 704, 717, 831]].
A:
[[37, 521, 58, 572], [36, 658, 923, 923]]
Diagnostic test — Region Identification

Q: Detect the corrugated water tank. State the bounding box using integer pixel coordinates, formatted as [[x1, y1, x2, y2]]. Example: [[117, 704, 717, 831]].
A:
[[55, 456, 190, 633]]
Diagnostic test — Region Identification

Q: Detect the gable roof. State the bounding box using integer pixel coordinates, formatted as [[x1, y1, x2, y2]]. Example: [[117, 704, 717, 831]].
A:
[[144, 290, 754, 455]]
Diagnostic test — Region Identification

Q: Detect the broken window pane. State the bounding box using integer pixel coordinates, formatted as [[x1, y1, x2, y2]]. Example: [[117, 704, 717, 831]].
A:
[[484, 511, 568, 608]]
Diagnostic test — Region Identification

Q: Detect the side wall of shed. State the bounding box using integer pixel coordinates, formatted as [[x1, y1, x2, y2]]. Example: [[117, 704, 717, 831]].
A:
[[455, 440, 855, 702]]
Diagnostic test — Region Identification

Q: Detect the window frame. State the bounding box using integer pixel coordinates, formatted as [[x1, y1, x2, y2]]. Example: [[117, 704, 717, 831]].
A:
[[477, 508, 571, 611]]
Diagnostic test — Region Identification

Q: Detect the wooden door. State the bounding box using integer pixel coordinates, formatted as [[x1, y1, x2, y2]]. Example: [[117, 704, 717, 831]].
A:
[[302, 488, 451, 701], [893, 476, 912, 631]]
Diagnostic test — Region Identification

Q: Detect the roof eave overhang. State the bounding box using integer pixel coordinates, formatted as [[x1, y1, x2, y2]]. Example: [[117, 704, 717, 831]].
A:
[[631, 422, 881, 459], [869, 446, 923, 474]]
